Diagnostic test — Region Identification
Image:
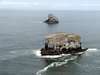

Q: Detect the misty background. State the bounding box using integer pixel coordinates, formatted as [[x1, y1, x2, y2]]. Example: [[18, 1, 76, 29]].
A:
[[0, 0, 99, 10]]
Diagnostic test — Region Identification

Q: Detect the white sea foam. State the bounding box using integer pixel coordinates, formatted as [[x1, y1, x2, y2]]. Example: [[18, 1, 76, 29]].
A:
[[36, 56, 77, 75], [1, 48, 98, 60], [35, 48, 99, 75], [84, 48, 98, 56], [33, 49, 41, 57], [87, 48, 98, 52], [33, 48, 99, 59]]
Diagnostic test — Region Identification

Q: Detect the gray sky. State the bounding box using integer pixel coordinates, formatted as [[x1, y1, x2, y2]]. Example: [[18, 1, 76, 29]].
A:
[[0, 0, 100, 10]]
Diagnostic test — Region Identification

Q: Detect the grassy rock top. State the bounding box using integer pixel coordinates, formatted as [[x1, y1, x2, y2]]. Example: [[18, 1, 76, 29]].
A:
[[45, 32, 81, 44]]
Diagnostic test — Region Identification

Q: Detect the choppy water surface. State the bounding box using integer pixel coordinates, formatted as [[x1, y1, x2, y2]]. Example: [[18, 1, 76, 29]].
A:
[[0, 10, 100, 75]]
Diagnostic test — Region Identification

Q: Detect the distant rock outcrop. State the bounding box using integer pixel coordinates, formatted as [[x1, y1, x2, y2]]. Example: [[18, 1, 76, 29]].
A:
[[44, 14, 59, 24]]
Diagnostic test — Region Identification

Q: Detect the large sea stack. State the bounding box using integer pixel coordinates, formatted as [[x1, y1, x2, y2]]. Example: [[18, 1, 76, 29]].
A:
[[41, 32, 87, 55]]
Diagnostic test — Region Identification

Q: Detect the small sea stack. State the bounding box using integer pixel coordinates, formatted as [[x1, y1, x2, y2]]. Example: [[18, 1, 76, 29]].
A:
[[41, 32, 88, 56], [44, 14, 59, 24]]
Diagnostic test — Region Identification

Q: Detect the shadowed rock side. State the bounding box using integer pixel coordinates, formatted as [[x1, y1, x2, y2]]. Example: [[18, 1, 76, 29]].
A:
[[41, 48, 88, 55], [41, 32, 88, 55]]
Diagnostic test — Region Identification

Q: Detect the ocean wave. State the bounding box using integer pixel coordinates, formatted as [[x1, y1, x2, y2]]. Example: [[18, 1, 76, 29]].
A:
[[0, 48, 98, 60], [85, 48, 99, 56], [33, 48, 98, 59], [36, 56, 77, 75], [32, 21, 42, 23], [0, 50, 33, 60], [87, 48, 98, 52], [34, 48, 98, 75]]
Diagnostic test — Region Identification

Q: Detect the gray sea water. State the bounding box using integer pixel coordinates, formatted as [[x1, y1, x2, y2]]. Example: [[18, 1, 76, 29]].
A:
[[0, 10, 100, 75]]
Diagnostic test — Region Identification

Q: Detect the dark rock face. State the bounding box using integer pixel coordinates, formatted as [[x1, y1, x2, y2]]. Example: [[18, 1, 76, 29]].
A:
[[44, 19, 59, 24], [40, 48, 88, 56]]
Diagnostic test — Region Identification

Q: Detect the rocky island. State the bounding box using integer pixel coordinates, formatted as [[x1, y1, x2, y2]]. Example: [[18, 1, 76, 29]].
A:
[[41, 32, 87, 56]]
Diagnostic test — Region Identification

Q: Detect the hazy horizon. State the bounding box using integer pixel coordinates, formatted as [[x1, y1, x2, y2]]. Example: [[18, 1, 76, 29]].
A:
[[0, 0, 100, 10]]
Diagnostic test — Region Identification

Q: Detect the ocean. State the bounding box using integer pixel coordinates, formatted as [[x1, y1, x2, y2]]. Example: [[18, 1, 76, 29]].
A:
[[0, 10, 100, 75]]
